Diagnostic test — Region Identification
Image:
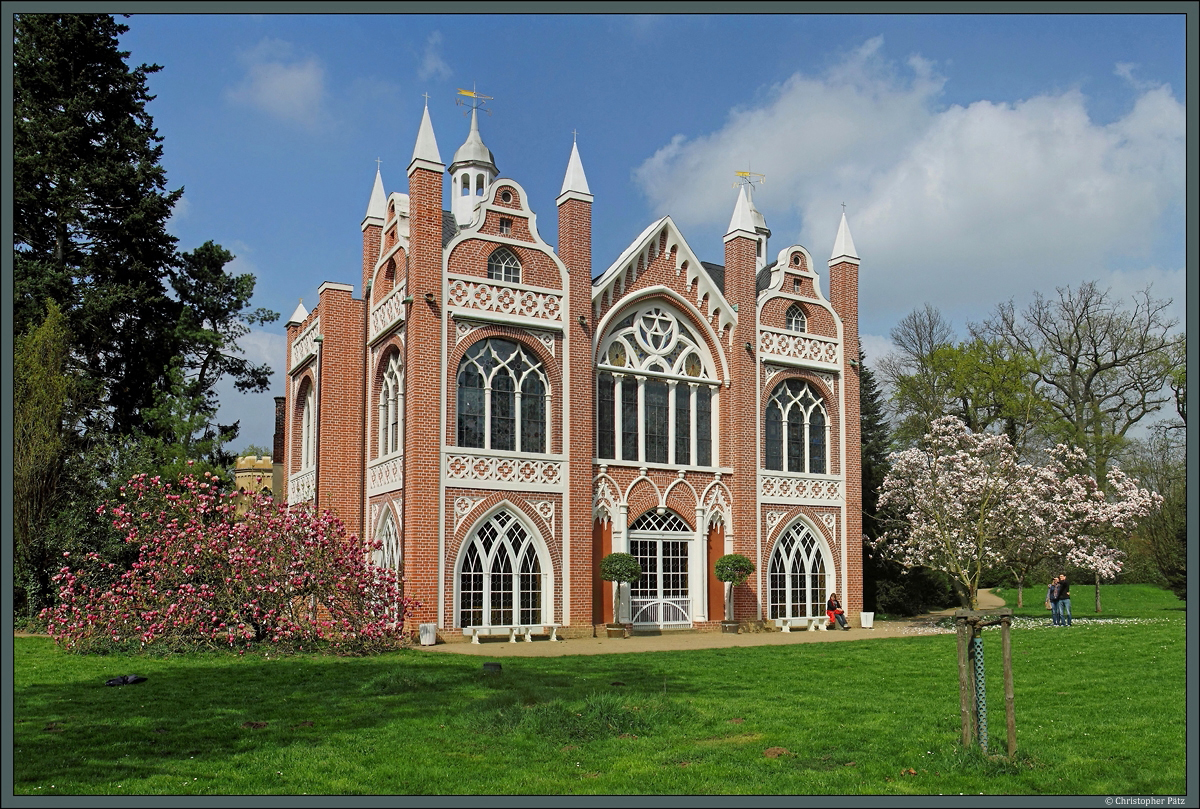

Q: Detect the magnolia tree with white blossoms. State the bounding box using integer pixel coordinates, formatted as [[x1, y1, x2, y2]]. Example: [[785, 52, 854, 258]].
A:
[[877, 417, 1159, 610]]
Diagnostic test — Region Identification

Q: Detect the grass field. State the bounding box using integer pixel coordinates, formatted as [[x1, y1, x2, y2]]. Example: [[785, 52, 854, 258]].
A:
[[12, 584, 1185, 795]]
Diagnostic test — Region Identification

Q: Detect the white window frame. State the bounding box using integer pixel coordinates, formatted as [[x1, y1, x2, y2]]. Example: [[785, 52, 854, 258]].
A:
[[377, 353, 404, 459], [596, 304, 719, 467]]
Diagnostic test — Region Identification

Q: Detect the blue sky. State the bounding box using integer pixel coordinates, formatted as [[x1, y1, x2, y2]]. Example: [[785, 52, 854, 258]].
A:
[[113, 13, 1187, 450]]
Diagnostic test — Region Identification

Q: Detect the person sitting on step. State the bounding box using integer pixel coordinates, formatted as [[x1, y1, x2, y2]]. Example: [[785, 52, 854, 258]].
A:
[[826, 592, 851, 630]]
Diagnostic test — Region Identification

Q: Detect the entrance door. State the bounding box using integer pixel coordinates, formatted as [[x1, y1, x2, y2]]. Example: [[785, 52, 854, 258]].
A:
[[630, 539, 690, 626], [627, 509, 693, 627]]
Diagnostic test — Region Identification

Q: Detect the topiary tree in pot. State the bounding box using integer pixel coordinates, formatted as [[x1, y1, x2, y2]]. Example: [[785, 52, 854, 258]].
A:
[[715, 553, 755, 628], [599, 552, 642, 635]]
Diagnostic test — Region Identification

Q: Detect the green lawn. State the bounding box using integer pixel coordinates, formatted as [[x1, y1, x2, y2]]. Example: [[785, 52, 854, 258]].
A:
[[13, 585, 1185, 795]]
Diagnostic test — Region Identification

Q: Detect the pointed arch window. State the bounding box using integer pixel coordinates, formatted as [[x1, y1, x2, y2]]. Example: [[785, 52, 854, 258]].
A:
[[764, 379, 828, 473], [768, 521, 830, 620], [487, 247, 521, 283], [300, 383, 315, 471], [596, 305, 719, 467], [377, 353, 404, 458], [786, 304, 807, 333], [457, 339, 548, 453], [459, 510, 546, 628], [373, 509, 401, 572]]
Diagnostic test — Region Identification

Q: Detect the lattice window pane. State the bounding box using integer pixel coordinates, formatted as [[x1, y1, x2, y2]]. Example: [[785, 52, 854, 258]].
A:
[[457, 365, 485, 448], [628, 510, 691, 533], [598, 373, 615, 459], [809, 408, 827, 474], [460, 545, 483, 628], [490, 548, 514, 626], [520, 375, 545, 453], [765, 404, 782, 471], [487, 247, 521, 283], [645, 379, 669, 464], [696, 386, 712, 467], [491, 370, 516, 451], [519, 547, 541, 625], [787, 407, 805, 473], [675, 385, 691, 466], [621, 379, 639, 461]]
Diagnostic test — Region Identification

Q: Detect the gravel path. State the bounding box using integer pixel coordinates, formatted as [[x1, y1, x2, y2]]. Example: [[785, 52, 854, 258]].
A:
[[418, 589, 1008, 658]]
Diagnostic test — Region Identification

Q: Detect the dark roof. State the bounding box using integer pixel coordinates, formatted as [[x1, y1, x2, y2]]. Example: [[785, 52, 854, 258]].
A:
[[442, 209, 459, 247], [700, 261, 725, 295], [756, 260, 777, 295]]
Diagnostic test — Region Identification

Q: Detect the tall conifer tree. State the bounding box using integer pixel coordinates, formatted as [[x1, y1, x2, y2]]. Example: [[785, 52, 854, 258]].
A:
[[15, 13, 183, 435]]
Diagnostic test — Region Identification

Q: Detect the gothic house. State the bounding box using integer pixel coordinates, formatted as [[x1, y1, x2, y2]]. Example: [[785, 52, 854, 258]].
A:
[[283, 101, 864, 639]]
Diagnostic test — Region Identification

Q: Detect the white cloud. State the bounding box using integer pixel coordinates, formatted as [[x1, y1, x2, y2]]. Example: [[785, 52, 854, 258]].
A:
[[227, 38, 328, 128], [213, 329, 287, 453], [418, 31, 451, 81], [859, 333, 898, 368], [166, 194, 191, 235], [633, 39, 1185, 331]]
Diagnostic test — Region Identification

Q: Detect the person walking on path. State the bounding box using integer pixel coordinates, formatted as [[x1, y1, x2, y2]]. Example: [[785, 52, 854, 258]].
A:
[[1056, 575, 1072, 627], [1047, 576, 1061, 625]]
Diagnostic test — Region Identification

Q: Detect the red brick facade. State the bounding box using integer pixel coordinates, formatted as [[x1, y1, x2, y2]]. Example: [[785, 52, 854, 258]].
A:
[[283, 109, 864, 639]]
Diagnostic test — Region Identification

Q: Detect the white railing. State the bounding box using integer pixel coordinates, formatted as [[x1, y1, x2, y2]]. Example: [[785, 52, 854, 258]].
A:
[[759, 474, 844, 504], [631, 598, 691, 627], [447, 277, 563, 323], [288, 468, 316, 503], [445, 449, 563, 490], [290, 318, 320, 372], [758, 329, 840, 367], [367, 455, 404, 495], [369, 286, 407, 342]]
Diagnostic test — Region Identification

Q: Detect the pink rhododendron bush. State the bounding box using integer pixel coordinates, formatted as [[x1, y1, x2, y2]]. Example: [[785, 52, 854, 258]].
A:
[[42, 471, 419, 654]]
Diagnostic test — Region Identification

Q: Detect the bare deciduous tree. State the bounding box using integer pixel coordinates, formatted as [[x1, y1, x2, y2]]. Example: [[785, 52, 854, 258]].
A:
[[983, 281, 1180, 611]]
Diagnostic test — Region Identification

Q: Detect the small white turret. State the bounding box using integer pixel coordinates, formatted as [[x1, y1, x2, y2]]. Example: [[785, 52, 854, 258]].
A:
[[449, 107, 498, 226]]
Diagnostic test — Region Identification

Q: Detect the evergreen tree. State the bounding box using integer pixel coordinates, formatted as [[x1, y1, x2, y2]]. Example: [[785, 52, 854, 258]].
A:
[[13, 302, 72, 615], [15, 13, 183, 435], [13, 14, 280, 615]]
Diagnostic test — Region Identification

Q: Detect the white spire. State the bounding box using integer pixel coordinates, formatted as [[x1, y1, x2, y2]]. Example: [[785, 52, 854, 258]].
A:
[[410, 99, 442, 167], [286, 299, 309, 326], [363, 167, 386, 226], [451, 106, 496, 170], [829, 211, 860, 265], [560, 140, 591, 196], [726, 185, 756, 236]]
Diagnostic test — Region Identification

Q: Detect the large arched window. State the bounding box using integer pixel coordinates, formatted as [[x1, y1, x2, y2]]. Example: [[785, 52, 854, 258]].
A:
[[459, 509, 546, 628], [785, 303, 807, 333], [299, 382, 315, 471], [764, 379, 828, 473], [373, 508, 401, 572], [487, 247, 521, 283], [457, 339, 548, 453], [768, 520, 830, 620], [377, 353, 404, 458], [596, 304, 717, 467]]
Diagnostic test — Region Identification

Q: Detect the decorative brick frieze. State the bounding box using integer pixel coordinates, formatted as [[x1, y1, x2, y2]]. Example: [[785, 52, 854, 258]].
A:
[[289, 318, 320, 372], [758, 328, 841, 368], [447, 276, 563, 325]]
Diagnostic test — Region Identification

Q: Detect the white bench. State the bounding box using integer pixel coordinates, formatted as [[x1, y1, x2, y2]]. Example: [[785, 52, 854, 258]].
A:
[[773, 616, 830, 633], [462, 624, 562, 644]]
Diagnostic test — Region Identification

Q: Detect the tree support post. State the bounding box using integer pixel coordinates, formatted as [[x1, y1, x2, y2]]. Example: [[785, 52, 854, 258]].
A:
[[954, 608, 1016, 757]]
